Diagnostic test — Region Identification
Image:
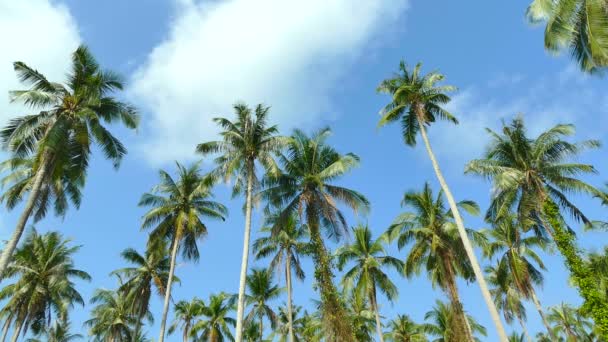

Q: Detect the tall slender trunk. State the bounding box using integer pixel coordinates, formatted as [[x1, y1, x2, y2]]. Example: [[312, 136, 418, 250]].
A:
[[416, 113, 508, 342], [308, 212, 354, 342], [286, 252, 295, 342], [9, 321, 22, 342], [259, 317, 264, 340], [442, 256, 473, 342], [369, 284, 385, 342], [235, 160, 254, 342], [158, 233, 180, 342], [529, 287, 554, 340], [516, 313, 533, 342], [183, 324, 189, 342], [0, 150, 52, 280]]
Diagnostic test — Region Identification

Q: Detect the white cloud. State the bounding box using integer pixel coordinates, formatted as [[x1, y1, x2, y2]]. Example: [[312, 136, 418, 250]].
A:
[[0, 0, 81, 126], [131, 0, 409, 164]]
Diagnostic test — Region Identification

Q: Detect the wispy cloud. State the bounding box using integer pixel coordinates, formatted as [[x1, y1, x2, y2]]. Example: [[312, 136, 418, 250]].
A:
[[131, 0, 409, 164]]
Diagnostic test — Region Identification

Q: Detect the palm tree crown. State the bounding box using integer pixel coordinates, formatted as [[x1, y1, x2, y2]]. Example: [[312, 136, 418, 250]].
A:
[[191, 292, 236, 342], [245, 268, 282, 338]]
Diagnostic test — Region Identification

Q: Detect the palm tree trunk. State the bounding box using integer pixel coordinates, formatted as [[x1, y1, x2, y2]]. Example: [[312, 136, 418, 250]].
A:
[[516, 313, 532, 342], [286, 252, 295, 342], [260, 317, 264, 340], [1, 320, 10, 342], [0, 150, 52, 280], [308, 212, 354, 341], [9, 321, 22, 342], [442, 258, 473, 342], [369, 284, 385, 342], [235, 161, 255, 342], [158, 234, 180, 342], [529, 287, 554, 340], [416, 114, 508, 342], [183, 322, 190, 342]]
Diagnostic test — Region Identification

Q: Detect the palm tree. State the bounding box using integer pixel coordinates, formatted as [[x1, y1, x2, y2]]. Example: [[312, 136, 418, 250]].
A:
[[168, 298, 204, 342], [482, 216, 553, 338], [0, 230, 90, 341], [423, 300, 487, 342], [0, 45, 139, 277], [299, 311, 322, 342], [377, 61, 507, 341], [196, 103, 285, 342], [526, 0, 608, 73], [386, 183, 484, 342], [547, 303, 593, 341], [384, 314, 427, 342], [244, 268, 282, 338], [85, 288, 142, 342], [261, 127, 369, 341], [139, 162, 227, 342], [26, 321, 82, 342], [111, 238, 174, 340], [345, 290, 375, 342], [335, 225, 404, 342], [485, 264, 532, 342], [508, 332, 526, 342], [270, 304, 305, 342], [253, 213, 308, 342], [465, 117, 608, 335], [191, 292, 236, 342]]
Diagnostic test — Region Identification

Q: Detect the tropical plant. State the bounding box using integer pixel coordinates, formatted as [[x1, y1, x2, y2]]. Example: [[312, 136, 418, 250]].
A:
[[261, 127, 370, 341], [508, 332, 526, 342], [244, 268, 282, 338], [377, 61, 507, 341], [196, 103, 285, 342], [253, 213, 308, 342], [485, 264, 532, 342], [111, 238, 174, 339], [0, 45, 139, 277], [0, 230, 90, 341], [465, 117, 608, 336], [168, 298, 204, 342], [139, 162, 227, 342], [423, 300, 487, 342], [345, 290, 375, 342], [335, 225, 404, 342], [547, 303, 594, 341], [299, 310, 322, 342], [270, 304, 305, 342], [386, 183, 484, 342], [482, 215, 553, 338], [85, 288, 142, 342], [383, 314, 427, 342], [26, 320, 82, 342], [526, 0, 608, 73], [191, 292, 236, 342]]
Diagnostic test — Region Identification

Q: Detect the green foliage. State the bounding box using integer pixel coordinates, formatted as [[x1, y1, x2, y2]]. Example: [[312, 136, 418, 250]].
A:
[[244, 268, 282, 337], [423, 300, 487, 342], [191, 292, 236, 342], [384, 314, 428, 342], [85, 287, 139, 341]]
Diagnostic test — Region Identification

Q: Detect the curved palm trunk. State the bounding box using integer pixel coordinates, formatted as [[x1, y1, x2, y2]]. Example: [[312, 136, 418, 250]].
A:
[[369, 284, 385, 342], [235, 162, 254, 342], [516, 313, 532, 342], [286, 252, 295, 342], [158, 234, 180, 342], [442, 257, 473, 342], [308, 213, 354, 341], [416, 114, 508, 342], [528, 287, 554, 340], [183, 323, 190, 342], [0, 151, 52, 280]]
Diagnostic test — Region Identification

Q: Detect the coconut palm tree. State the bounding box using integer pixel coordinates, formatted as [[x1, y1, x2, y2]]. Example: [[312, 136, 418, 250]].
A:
[[465, 117, 608, 335], [482, 216, 552, 338], [244, 268, 282, 339], [0, 230, 90, 341], [526, 0, 608, 73], [299, 311, 322, 342], [423, 300, 487, 342], [196, 103, 285, 342], [270, 305, 306, 342], [377, 61, 507, 341], [547, 303, 593, 341], [111, 238, 174, 340], [253, 213, 308, 342], [384, 314, 427, 342], [139, 162, 227, 342], [168, 298, 204, 342], [386, 183, 484, 342], [191, 292, 236, 342], [85, 288, 142, 342], [508, 332, 526, 342], [26, 320, 82, 342], [485, 264, 532, 342], [261, 127, 369, 341], [335, 225, 404, 342], [0, 45, 139, 277], [345, 290, 375, 342]]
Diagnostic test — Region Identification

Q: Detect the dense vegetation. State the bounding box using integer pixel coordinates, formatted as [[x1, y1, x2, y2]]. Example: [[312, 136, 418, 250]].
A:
[[1, 2, 608, 341]]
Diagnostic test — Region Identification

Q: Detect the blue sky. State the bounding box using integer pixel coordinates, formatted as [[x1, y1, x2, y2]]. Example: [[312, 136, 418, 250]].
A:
[[1, 0, 607, 340]]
